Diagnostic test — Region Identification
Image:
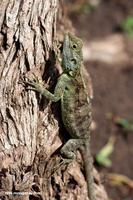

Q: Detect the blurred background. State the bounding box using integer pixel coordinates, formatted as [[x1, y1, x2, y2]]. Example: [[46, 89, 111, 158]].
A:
[[64, 1, 133, 199]]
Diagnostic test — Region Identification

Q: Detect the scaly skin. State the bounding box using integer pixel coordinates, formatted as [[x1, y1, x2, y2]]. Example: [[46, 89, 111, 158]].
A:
[[25, 33, 95, 200]]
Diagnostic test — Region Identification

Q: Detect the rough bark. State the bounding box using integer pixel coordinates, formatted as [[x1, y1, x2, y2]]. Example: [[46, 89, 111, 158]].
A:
[[0, 0, 108, 200]]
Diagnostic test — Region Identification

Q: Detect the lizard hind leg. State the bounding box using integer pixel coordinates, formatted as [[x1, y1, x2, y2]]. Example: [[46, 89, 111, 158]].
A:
[[49, 139, 84, 176], [60, 138, 84, 163]]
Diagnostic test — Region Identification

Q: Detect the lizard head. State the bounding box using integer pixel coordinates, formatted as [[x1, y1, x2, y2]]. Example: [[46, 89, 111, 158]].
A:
[[62, 33, 83, 76]]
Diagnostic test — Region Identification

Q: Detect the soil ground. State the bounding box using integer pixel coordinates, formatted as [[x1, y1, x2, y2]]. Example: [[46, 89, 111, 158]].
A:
[[66, 1, 133, 199]]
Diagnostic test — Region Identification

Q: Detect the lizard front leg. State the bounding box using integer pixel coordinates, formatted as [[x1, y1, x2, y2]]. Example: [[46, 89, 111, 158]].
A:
[[23, 74, 68, 102]]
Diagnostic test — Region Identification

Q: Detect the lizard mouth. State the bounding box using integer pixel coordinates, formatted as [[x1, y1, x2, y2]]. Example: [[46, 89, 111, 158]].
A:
[[62, 34, 71, 71], [63, 34, 70, 53]]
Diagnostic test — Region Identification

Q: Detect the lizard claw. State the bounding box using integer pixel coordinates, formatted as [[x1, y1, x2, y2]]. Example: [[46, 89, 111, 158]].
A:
[[51, 157, 72, 175], [45, 157, 72, 179], [19, 74, 43, 93]]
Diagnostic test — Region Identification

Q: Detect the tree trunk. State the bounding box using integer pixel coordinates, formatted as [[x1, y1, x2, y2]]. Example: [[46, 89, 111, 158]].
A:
[[0, 0, 108, 200]]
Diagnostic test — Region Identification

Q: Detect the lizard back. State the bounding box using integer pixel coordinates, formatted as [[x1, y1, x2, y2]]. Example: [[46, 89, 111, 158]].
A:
[[61, 67, 92, 139]]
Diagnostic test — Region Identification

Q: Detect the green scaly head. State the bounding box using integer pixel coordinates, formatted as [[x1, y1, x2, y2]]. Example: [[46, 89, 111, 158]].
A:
[[62, 33, 83, 76]]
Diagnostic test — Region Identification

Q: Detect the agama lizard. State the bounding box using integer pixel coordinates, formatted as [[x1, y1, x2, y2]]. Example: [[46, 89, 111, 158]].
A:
[[24, 33, 95, 200]]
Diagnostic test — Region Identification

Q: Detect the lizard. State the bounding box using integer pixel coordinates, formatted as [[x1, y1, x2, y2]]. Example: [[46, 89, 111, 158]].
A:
[[24, 33, 95, 200]]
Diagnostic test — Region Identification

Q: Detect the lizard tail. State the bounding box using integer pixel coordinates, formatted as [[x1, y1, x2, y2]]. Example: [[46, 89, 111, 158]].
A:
[[80, 141, 96, 200]]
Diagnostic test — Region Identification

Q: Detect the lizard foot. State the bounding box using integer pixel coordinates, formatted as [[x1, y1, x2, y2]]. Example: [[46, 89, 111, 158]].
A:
[[22, 74, 45, 93], [50, 157, 73, 177]]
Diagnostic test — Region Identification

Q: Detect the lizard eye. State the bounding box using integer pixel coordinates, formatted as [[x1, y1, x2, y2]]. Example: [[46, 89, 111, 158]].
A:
[[72, 44, 77, 49]]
